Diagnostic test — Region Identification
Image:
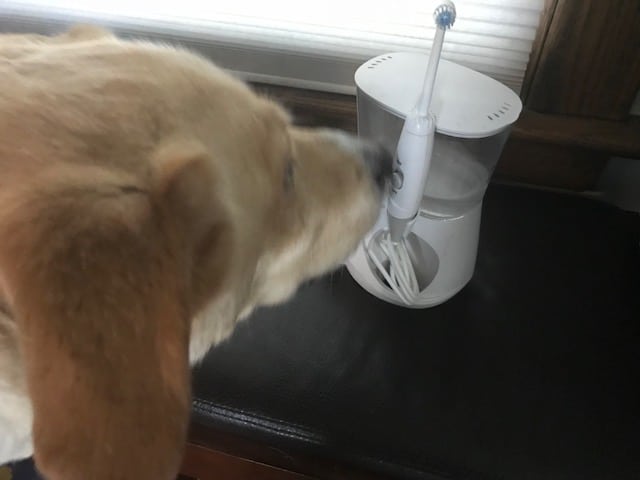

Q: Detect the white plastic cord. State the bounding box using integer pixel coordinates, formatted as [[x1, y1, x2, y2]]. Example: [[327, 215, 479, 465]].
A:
[[366, 231, 420, 305]]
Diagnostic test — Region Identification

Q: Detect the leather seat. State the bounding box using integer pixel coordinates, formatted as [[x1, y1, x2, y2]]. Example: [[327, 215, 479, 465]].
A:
[[192, 184, 640, 479]]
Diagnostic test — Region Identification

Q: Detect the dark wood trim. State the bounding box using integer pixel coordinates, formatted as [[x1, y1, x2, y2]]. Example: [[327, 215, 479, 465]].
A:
[[520, 0, 559, 103], [525, 0, 640, 119], [180, 443, 313, 480], [495, 139, 607, 191], [512, 111, 640, 157], [185, 423, 389, 480], [253, 83, 357, 133]]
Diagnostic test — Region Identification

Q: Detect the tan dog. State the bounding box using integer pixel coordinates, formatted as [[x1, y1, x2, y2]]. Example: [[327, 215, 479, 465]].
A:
[[0, 26, 390, 480]]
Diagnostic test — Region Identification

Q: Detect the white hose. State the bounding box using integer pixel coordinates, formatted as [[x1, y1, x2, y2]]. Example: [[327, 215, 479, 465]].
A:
[[366, 232, 420, 305]]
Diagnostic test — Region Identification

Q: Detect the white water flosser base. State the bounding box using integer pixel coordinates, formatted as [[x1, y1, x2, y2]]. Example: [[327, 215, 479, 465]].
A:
[[346, 201, 481, 308]]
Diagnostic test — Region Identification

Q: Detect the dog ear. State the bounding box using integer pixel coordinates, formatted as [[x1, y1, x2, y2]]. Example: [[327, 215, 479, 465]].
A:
[[151, 140, 228, 244], [0, 151, 229, 480]]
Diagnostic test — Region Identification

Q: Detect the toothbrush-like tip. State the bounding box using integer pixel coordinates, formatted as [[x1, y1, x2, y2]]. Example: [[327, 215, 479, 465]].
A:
[[434, 1, 456, 29]]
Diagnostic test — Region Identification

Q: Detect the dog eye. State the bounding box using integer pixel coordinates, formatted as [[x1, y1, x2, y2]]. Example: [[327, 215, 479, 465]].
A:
[[283, 160, 295, 191]]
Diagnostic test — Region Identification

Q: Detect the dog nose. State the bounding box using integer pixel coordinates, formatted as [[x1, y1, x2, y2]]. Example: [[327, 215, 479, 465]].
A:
[[320, 130, 392, 188], [361, 141, 393, 189]]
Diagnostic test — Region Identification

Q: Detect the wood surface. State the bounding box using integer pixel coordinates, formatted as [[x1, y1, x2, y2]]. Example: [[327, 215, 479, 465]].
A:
[[525, 0, 640, 119]]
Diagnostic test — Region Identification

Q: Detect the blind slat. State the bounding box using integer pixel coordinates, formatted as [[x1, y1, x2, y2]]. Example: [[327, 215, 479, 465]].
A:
[[0, 0, 545, 94]]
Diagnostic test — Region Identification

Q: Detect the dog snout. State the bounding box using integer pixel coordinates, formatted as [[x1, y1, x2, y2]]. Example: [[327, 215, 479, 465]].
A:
[[360, 141, 393, 189], [321, 130, 392, 189]]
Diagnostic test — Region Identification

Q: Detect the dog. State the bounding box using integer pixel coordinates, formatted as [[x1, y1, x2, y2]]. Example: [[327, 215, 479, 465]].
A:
[[0, 25, 390, 480]]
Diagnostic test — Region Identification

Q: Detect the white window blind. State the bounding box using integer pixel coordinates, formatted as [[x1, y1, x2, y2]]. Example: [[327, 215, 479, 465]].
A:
[[0, 1, 545, 94]]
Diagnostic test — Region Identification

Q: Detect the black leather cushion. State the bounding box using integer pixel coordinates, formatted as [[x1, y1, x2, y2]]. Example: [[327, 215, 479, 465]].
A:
[[6, 459, 41, 480], [192, 184, 640, 479]]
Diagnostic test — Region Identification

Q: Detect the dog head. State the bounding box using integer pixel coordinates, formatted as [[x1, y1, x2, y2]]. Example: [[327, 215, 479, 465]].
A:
[[122, 52, 392, 318], [182, 96, 391, 313]]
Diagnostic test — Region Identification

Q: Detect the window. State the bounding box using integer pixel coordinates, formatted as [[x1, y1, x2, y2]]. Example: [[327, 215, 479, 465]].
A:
[[1, 1, 545, 93]]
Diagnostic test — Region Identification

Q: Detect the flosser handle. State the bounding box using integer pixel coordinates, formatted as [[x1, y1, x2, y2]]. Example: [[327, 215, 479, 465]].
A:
[[387, 110, 435, 241]]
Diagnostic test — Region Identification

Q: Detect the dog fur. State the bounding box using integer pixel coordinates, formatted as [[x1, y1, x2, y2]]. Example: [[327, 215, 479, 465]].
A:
[[0, 26, 387, 480]]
